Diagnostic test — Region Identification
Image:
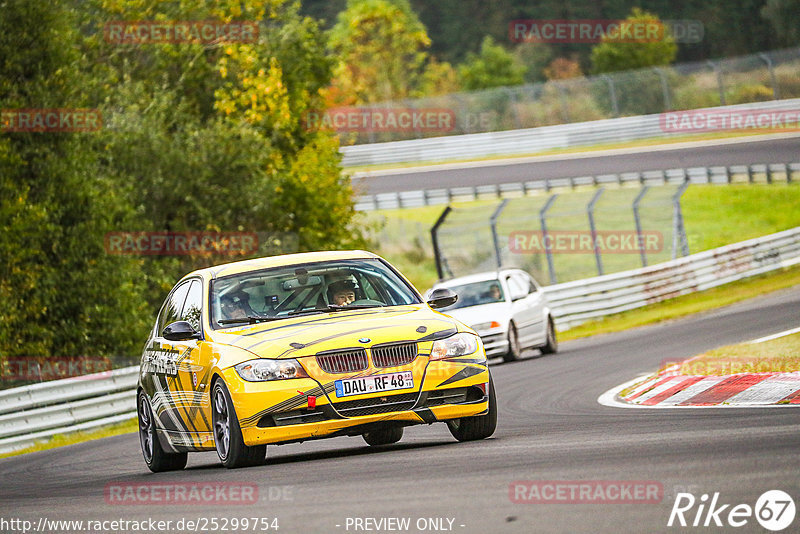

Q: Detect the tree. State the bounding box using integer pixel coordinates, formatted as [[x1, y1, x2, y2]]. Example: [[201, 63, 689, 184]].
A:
[[1, 0, 366, 366], [590, 8, 677, 74], [327, 0, 433, 104], [458, 36, 527, 91], [0, 0, 150, 360], [761, 0, 800, 45]]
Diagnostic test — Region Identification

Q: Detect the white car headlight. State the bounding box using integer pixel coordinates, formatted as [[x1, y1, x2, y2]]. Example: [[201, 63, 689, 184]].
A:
[[471, 321, 502, 332], [234, 358, 308, 381], [430, 333, 480, 361]]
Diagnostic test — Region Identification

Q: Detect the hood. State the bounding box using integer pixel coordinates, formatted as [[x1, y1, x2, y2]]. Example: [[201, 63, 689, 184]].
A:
[[211, 305, 461, 359], [438, 302, 510, 330]]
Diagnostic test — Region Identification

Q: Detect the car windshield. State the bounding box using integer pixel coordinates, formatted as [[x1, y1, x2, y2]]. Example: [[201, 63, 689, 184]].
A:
[[209, 258, 420, 328], [440, 280, 505, 311]]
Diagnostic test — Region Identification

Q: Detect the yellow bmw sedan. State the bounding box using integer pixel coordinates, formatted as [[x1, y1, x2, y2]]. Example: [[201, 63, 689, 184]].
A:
[[137, 251, 496, 470]]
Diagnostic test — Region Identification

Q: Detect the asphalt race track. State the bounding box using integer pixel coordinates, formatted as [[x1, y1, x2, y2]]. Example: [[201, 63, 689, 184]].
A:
[[2, 287, 798, 533], [351, 135, 800, 196]]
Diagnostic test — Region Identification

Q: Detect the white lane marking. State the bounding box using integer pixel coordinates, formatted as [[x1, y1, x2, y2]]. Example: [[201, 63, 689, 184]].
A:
[[655, 375, 725, 405], [597, 374, 799, 409], [349, 131, 800, 178], [723, 376, 800, 405], [750, 326, 800, 344]]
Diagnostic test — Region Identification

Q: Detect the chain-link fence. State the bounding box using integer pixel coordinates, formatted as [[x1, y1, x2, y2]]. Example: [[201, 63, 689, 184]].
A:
[[431, 184, 689, 284], [335, 47, 800, 145]]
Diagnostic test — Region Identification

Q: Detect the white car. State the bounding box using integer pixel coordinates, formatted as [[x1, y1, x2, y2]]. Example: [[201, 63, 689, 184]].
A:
[[428, 269, 557, 362]]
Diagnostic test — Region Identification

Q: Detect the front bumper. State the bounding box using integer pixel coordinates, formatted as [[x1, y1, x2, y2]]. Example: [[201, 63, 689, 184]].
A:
[[478, 331, 508, 358], [221, 359, 490, 446]]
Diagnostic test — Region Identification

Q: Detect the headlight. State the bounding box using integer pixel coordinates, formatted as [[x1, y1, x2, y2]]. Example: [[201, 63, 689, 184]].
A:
[[430, 333, 480, 361], [472, 321, 502, 331], [234, 358, 309, 381]]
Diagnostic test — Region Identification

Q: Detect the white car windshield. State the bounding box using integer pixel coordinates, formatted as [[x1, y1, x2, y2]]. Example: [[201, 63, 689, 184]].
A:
[[210, 258, 420, 327], [440, 280, 505, 310]]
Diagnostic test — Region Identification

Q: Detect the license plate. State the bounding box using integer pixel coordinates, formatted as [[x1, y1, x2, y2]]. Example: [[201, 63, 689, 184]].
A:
[[334, 371, 414, 398]]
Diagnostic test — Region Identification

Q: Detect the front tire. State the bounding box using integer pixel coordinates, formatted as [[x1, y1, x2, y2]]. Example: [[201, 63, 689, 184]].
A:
[[363, 426, 404, 446], [540, 317, 558, 355], [212, 380, 266, 469], [138, 391, 187, 473], [446, 375, 497, 442], [503, 324, 521, 362]]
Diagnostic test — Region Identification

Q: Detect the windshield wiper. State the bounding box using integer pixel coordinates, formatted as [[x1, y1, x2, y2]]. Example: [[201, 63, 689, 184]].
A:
[[324, 304, 384, 311], [287, 304, 384, 316], [217, 315, 283, 325]]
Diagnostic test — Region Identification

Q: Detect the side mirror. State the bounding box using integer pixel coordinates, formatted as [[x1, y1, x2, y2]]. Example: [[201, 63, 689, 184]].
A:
[[510, 291, 527, 302], [426, 288, 458, 309], [162, 321, 201, 341]]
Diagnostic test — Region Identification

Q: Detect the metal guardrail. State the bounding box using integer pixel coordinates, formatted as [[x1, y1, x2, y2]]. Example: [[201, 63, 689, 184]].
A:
[[0, 368, 138, 454], [542, 226, 800, 329], [342, 99, 800, 168], [1, 226, 799, 453], [355, 161, 800, 211]]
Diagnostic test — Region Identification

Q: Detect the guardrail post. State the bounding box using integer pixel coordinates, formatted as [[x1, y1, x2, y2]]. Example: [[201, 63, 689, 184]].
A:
[[652, 67, 672, 111], [633, 186, 650, 267], [707, 61, 726, 106], [554, 83, 570, 123], [587, 188, 605, 276], [540, 194, 559, 285], [490, 199, 509, 269], [672, 181, 690, 259], [601, 75, 619, 117], [430, 206, 452, 280], [758, 53, 781, 100]]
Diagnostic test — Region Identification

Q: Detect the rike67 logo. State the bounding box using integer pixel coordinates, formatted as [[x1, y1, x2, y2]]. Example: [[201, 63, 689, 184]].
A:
[[668, 490, 796, 531]]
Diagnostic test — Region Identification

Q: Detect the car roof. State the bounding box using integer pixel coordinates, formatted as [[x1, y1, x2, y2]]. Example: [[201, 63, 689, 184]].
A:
[[434, 269, 527, 287], [184, 250, 380, 281]]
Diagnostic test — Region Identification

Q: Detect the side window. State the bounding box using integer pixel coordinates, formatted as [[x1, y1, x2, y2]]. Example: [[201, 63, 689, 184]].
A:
[[157, 281, 191, 336], [522, 274, 537, 293], [180, 280, 203, 332]]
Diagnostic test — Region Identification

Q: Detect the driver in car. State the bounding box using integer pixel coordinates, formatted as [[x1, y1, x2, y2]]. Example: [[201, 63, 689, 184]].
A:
[[328, 279, 357, 306], [220, 293, 249, 320]]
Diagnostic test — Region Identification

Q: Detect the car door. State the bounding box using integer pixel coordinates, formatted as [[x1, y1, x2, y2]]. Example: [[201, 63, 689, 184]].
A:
[[507, 272, 543, 347], [522, 273, 546, 346], [142, 280, 192, 445], [170, 279, 215, 449]]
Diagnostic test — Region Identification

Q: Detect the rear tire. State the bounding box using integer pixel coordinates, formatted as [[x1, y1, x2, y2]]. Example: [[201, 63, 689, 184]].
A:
[[212, 380, 266, 469], [446, 375, 497, 442], [503, 324, 521, 362], [540, 317, 558, 355], [363, 426, 404, 446], [138, 391, 187, 473]]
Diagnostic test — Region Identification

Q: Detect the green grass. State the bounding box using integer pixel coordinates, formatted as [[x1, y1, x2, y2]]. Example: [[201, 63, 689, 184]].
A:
[[559, 264, 800, 342], [682, 184, 800, 251], [663, 333, 800, 376], [0, 417, 138, 459]]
